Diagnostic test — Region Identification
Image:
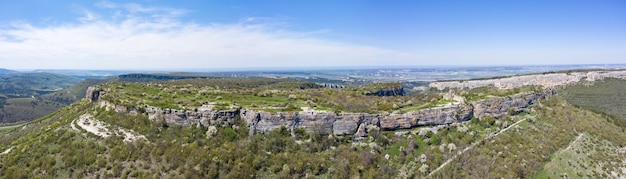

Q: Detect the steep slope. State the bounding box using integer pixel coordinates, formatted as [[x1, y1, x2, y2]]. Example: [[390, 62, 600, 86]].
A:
[[430, 97, 626, 178], [561, 78, 626, 126]]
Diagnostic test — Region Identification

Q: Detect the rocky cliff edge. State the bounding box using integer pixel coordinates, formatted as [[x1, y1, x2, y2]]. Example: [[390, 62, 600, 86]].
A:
[[429, 70, 626, 90], [86, 87, 555, 138]]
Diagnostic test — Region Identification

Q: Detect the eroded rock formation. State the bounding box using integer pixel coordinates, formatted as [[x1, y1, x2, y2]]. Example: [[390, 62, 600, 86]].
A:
[[365, 87, 405, 96], [429, 70, 626, 90], [86, 88, 555, 138], [86, 86, 101, 102]]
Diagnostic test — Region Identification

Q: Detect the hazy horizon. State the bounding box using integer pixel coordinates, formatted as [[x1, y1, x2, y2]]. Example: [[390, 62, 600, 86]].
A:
[[7, 63, 626, 74]]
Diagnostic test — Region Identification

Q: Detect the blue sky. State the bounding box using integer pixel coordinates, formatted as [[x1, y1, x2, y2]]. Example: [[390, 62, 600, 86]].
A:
[[0, 0, 625, 70]]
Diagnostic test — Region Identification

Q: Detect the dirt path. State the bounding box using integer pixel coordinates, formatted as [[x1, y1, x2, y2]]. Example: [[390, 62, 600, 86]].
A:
[[427, 118, 528, 177], [75, 114, 111, 138], [561, 133, 584, 153], [72, 114, 147, 142], [0, 147, 14, 155]]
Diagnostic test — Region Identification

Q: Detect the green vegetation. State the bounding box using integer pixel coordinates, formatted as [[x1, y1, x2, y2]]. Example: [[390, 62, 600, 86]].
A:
[[360, 82, 402, 91], [536, 133, 626, 178], [0, 72, 85, 124], [0, 68, 18, 76], [0, 100, 372, 178], [561, 78, 626, 127], [3, 94, 624, 178], [458, 85, 542, 102], [0, 123, 24, 132], [1, 75, 625, 178], [0, 77, 107, 124], [96, 78, 441, 114], [0, 72, 80, 97], [434, 97, 626, 178], [0, 95, 499, 178]]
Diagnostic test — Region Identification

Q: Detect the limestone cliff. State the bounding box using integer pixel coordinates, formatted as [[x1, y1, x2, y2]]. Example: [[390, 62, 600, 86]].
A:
[[365, 87, 405, 96], [85, 86, 101, 102], [86, 88, 555, 138], [471, 89, 556, 118], [429, 70, 626, 90]]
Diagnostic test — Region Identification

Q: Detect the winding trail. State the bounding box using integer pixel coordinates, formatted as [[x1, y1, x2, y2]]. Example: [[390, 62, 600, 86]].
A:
[[72, 114, 147, 143], [427, 118, 528, 177], [562, 133, 584, 153]]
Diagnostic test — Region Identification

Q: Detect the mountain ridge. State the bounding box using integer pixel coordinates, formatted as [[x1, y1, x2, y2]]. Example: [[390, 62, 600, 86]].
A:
[[1, 69, 625, 178]]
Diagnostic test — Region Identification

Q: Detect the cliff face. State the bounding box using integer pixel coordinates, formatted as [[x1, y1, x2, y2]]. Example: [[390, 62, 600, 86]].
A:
[[85, 86, 101, 102], [472, 89, 556, 118], [366, 87, 405, 96], [86, 88, 555, 138], [429, 70, 626, 90]]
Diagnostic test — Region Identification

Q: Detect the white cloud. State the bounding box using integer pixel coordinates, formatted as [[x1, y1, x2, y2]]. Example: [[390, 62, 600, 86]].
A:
[[78, 10, 99, 23], [0, 3, 414, 70]]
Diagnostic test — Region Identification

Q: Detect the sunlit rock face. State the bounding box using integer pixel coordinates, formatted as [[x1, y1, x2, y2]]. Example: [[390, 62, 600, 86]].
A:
[[87, 87, 554, 138], [429, 70, 626, 90]]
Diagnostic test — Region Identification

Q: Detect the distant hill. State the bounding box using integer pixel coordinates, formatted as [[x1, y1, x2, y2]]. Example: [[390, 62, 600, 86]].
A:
[[0, 68, 18, 76], [0, 72, 223, 124], [32, 69, 146, 79], [0, 72, 81, 97], [0, 73, 84, 124], [115, 73, 216, 82]]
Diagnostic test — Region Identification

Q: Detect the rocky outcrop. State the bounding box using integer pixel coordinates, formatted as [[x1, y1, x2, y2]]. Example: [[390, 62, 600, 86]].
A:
[[429, 70, 626, 90], [366, 87, 405, 96], [242, 110, 372, 136], [472, 89, 556, 118], [144, 105, 239, 127], [86, 86, 101, 102], [318, 83, 346, 89], [86, 88, 554, 138]]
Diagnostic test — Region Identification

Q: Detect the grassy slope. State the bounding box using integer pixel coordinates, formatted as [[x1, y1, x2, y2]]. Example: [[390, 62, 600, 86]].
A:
[[97, 79, 442, 114], [97, 78, 543, 115], [0, 98, 67, 123], [0, 72, 80, 95], [0, 123, 24, 132], [0, 78, 110, 124], [561, 78, 626, 126], [535, 133, 626, 178], [1, 97, 624, 178], [1, 100, 367, 178], [0, 73, 85, 124], [2, 75, 626, 178], [434, 97, 626, 178]]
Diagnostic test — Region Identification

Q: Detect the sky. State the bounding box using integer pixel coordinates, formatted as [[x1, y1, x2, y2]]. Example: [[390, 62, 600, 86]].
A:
[[0, 0, 625, 70]]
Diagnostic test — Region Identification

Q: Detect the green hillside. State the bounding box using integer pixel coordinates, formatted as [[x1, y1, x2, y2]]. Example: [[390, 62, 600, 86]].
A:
[[0, 78, 624, 178], [0, 72, 80, 96], [95, 78, 441, 113], [561, 78, 626, 127], [435, 97, 626, 178], [0, 68, 18, 76], [0, 73, 83, 124]]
